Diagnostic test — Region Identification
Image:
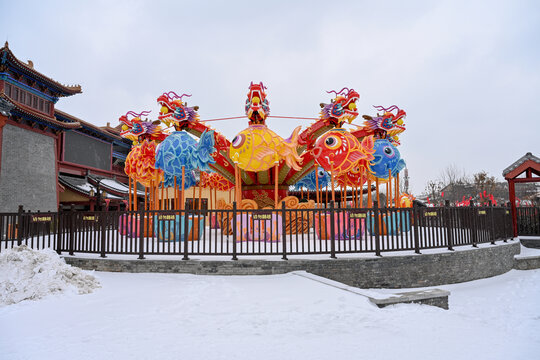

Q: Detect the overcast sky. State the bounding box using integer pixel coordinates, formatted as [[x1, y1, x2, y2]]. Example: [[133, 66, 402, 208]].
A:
[[1, 0, 538, 194]]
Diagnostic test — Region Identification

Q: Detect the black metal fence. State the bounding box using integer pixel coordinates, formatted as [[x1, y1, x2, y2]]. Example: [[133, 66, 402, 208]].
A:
[[0, 202, 517, 260], [517, 207, 540, 236]]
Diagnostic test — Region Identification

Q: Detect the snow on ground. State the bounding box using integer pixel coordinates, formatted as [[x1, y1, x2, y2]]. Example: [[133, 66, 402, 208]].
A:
[[0, 262, 539, 360], [0, 246, 100, 306]]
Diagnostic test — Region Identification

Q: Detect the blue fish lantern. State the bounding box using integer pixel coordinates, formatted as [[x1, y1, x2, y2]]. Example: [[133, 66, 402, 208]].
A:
[[369, 139, 406, 179], [155, 130, 216, 180], [294, 167, 331, 190]]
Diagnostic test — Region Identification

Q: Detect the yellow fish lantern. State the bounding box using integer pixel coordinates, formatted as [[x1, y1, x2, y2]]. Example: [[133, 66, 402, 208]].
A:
[[229, 124, 303, 172]]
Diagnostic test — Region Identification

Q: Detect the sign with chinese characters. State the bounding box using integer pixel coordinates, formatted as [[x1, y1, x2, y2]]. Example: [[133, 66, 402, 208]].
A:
[[31, 215, 52, 223], [424, 211, 438, 217], [349, 211, 368, 219], [157, 213, 177, 221], [252, 212, 273, 221]]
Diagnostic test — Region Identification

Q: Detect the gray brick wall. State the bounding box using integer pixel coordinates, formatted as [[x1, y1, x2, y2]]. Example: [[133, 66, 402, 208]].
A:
[[0, 124, 58, 212], [64, 241, 520, 288]]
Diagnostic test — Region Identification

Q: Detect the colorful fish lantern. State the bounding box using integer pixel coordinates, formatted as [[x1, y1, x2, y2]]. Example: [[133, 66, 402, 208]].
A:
[[312, 128, 374, 174], [161, 171, 196, 190], [319, 88, 360, 127], [399, 194, 415, 207], [368, 139, 406, 179], [206, 172, 234, 191], [157, 91, 200, 130], [155, 130, 216, 178], [336, 164, 369, 188], [229, 124, 302, 172], [294, 167, 330, 191], [119, 111, 167, 145], [125, 140, 163, 187]]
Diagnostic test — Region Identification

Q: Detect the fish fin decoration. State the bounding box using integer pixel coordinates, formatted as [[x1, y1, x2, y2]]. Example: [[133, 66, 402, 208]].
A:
[[194, 130, 217, 170], [253, 148, 276, 162], [361, 135, 375, 154], [371, 154, 383, 166], [278, 126, 303, 171], [346, 151, 366, 166], [392, 159, 406, 177]]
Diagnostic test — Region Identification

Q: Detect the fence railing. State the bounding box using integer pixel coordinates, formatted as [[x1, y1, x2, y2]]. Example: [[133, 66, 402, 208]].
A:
[[0, 202, 516, 260], [517, 206, 540, 236]]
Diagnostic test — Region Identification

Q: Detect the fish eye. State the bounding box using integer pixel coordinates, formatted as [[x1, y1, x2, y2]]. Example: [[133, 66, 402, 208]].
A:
[[231, 134, 245, 149], [318, 170, 325, 177], [325, 136, 342, 150], [383, 146, 395, 157]]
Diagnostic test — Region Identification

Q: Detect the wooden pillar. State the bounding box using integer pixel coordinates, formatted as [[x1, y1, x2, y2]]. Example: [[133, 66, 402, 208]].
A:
[[181, 166, 185, 210], [367, 178, 372, 208], [395, 173, 400, 208], [315, 169, 320, 208], [274, 163, 279, 208]]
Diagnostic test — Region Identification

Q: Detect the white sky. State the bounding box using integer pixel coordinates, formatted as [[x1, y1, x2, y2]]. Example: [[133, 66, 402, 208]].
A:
[[1, 0, 539, 195]]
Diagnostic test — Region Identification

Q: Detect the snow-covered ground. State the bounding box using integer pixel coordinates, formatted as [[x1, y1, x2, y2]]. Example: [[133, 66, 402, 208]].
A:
[[0, 247, 539, 359]]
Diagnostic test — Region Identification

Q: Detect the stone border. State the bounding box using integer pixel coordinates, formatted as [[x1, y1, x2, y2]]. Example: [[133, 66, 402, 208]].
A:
[[64, 241, 520, 289], [368, 289, 450, 310]]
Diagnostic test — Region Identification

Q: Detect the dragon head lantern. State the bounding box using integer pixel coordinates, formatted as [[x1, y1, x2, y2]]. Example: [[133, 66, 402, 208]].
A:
[[362, 105, 406, 145], [245, 82, 270, 125], [119, 110, 166, 145], [157, 91, 200, 130], [319, 87, 360, 127]]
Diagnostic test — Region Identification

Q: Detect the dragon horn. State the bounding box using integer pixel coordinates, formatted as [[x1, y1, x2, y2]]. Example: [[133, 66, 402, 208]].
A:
[[326, 87, 349, 97], [125, 111, 139, 119], [373, 105, 400, 113]]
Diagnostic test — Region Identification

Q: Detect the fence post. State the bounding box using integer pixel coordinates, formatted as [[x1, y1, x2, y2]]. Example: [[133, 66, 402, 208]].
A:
[[281, 201, 288, 260], [138, 209, 145, 260], [502, 207, 508, 242], [469, 201, 477, 247], [489, 201, 496, 245], [69, 204, 75, 255], [329, 201, 336, 259], [56, 208, 62, 255], [16, 205, 23, 246], [373, 201, 381, 257], [182, 206, 190, 261], [100, 211, 107, 258], [412, 203, 420, 254], [445, 200, 454, 251], [232, 202, 238, 261]]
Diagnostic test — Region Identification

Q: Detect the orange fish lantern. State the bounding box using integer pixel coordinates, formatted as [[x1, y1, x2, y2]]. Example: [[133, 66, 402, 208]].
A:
[[336, 164, 369, 188], [312, 128, 374, 174], [208, 173, 234, 191], [125, 140, 163, 187]]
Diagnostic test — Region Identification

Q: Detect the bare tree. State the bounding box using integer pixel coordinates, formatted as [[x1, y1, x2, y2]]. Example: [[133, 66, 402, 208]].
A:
[[439, 163, 467, 185]]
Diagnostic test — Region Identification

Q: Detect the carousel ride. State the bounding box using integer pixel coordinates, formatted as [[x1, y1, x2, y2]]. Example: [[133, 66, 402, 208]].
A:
[[119, 83, 414, 239]]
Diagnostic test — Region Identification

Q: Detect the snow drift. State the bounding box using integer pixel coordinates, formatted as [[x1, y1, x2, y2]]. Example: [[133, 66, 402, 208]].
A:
[[0, 246, 100, 306]]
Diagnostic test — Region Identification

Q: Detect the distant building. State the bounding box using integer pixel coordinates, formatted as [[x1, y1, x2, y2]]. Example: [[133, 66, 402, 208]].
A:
[[0, 42, 133, 212]]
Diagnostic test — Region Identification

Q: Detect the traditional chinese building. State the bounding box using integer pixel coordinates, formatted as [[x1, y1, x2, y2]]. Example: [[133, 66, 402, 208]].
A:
[[0, 42, 133, 212]]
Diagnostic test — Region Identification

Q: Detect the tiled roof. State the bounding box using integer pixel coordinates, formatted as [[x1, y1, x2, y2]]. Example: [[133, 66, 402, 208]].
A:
[[1, 42, 82, 97], [502, 152, 540, 177]]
